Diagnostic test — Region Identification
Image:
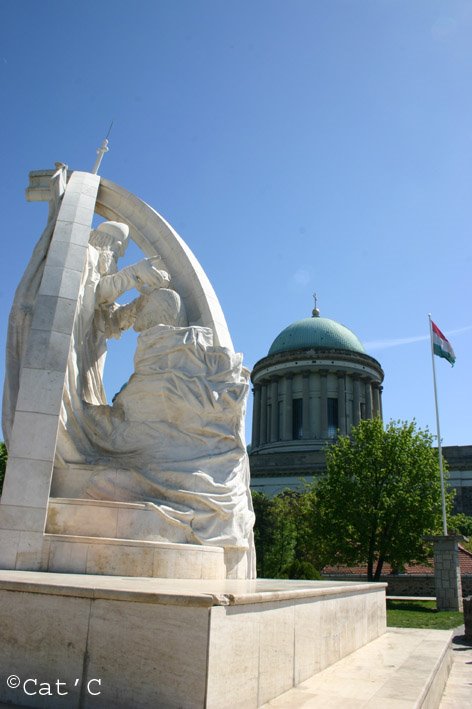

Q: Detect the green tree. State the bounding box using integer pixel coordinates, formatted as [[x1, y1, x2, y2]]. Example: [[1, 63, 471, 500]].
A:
[[0, 442, 7, 495], [315, 418, 452, 581], [448, 513, 472, 552], [252, 488, 320, 579], [448, 513, 472, 537], [252, 491, 297, 577]]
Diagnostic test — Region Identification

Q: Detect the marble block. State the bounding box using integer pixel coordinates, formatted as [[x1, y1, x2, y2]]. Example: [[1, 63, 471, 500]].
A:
[[0, 574, 387, 708]]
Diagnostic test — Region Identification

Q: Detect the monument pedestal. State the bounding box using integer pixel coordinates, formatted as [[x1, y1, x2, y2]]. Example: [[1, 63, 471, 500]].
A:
[[0, 573, 386, 708]]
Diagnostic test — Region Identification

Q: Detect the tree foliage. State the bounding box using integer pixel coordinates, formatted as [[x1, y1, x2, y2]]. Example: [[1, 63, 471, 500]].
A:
[[448, 513, 472, 538], [448, 513, 472, 552], [316, 418, 452, 581], [252, 489, 320, 579]]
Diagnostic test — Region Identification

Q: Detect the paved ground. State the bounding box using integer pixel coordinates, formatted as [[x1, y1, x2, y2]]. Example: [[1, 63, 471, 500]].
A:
[[439, 625, 472, 708], [262, 627, 452, 707]]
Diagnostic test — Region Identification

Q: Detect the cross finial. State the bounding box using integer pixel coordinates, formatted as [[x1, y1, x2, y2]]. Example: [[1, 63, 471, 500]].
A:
[[91, 121, 114, 175], [312, 291, 320, 318]]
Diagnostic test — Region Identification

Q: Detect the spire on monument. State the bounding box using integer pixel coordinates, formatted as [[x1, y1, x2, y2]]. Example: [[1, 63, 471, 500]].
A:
[[312, 291, 320, 318], [91, 121, 113, 175]]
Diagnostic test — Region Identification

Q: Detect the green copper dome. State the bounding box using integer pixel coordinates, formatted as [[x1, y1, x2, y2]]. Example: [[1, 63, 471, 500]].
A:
[[268, 316, 366, 356]]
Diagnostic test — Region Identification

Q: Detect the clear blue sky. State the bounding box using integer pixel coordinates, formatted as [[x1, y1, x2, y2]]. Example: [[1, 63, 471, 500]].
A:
[[1, 1, 471, 446]]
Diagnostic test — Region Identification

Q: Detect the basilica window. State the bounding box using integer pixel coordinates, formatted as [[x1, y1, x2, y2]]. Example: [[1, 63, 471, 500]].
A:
[[292, 398, 303, 439], [327, 397, 338, 438]]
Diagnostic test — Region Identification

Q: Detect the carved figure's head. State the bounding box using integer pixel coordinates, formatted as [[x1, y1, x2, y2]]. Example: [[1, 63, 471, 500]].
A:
[[133, 288, 187, 332], [90, 221, 130, 275]]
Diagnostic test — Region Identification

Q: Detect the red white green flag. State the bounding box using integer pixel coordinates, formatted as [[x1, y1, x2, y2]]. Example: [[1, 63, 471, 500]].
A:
[[431, 320, 456, 366]]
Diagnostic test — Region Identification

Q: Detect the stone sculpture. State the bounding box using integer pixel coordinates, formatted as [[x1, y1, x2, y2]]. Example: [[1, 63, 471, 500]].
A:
[[1, 167, 255, 579], [56, 219, 171, 464], [2, 163, 68, 446], [83, 285, 254, 554]]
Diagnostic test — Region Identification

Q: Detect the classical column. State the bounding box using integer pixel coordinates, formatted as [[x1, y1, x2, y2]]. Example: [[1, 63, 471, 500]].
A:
[[302, 373, 311, 439], [320, 372, 328, 438], [372, 384, 381, 418], [309, 372, 318, 438], [365, 381, 373, 419], [353, 378, 360, 426], [252, 384, 261, 449], [283, 375, 293, 440], [379, 385, 384, 420], [270, 379, 279, 443], [259, 382, 268, 445], [337, 374, 346, 435]]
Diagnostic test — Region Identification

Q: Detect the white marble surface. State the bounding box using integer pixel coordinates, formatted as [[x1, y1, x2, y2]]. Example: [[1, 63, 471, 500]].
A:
[[45, 535, 226, 579], [0, 588, 91, 708], [262, 628, 453, 709], [3, 168, 255, 579], [0, 572, 387, 708], [0, 570, 386, 606], [0, 171, 100, 545]]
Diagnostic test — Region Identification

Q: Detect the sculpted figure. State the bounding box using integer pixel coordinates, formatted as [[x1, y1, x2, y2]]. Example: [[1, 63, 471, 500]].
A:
[[56, 221, 171, 463], [82, 287, 255, 573], [3, 167, 255, 579]]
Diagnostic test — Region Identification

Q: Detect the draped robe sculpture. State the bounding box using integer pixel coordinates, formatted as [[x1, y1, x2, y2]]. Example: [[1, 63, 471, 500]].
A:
[[2, 168, 255, 578]]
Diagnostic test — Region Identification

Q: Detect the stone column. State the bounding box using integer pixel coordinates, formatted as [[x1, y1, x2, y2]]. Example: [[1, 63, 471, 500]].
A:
[[283, 376, 293, 441], [309, 372, 318, 438], [379, 385, 384, 420], [365, 381, 373, 419], [425, 536, 464, 611], [320, 373, 328, 438], [0, 170, 101, 572], [251, 384, 261, 449], [372, 384, 381, 418], [259, 383, 268, 446], [353, 378, 360, 426], [270, 379, 279, 443], [302, 373, 311, 439], [337, 374, 346, 435]]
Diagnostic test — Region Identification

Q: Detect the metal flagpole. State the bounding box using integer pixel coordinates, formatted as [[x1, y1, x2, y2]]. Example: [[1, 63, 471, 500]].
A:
[[428, 313, 448, 535]]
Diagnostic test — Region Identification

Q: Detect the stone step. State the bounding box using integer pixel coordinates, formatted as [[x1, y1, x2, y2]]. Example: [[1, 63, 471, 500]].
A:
[[46, 496, 190, 543], [44, 532, 226, 579], [261, 627, 453, 708]]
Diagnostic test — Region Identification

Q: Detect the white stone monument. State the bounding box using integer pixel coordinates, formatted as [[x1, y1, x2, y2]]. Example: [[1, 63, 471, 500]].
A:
[[0, 166, 388, 708], [1, 166, 255, 580]]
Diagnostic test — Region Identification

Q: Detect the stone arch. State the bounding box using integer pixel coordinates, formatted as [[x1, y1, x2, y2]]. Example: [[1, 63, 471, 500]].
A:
[[94, 178, 233, 350]]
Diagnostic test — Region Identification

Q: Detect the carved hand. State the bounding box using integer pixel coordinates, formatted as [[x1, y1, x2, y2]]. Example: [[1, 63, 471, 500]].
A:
[[132, 258, 171, 294]]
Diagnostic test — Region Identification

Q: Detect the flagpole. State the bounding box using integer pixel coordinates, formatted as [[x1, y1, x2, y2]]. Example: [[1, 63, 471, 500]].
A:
[[428, 314, 448, 535]]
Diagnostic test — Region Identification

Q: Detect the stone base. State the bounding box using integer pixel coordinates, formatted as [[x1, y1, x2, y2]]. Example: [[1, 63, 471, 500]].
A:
[[44, 497, 227, 578], [0, 573, 386, 708], [45, 533, 226, 579], [46, 498, 192, 543]]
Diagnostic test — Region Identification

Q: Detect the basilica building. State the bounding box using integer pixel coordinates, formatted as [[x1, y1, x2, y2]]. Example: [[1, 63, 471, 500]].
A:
[[249, 305, 472, 514], [249, 304, 384, 494]]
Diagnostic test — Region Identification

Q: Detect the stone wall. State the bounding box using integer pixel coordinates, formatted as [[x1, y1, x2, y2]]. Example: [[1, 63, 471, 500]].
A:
[[322, 574, 472, 597]]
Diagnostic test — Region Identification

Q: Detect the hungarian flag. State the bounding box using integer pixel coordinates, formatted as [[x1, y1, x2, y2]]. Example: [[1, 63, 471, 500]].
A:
[[431, 321, 456, 366]]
